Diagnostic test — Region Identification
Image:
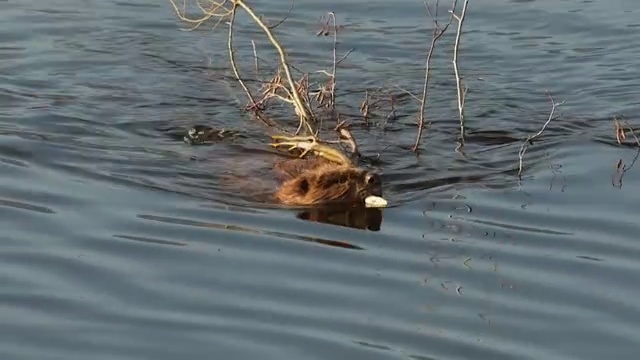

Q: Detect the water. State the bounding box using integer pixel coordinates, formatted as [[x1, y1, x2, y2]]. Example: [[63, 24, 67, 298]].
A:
[[2, 0, 640, 359]]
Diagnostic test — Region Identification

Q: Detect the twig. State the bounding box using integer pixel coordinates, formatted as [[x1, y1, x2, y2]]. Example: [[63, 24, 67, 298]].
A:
[[267, 0, 295, 30], [412, 0, 457, 152], [612, 118, 640, 189], [250, 40, 259, 73], [612, 150, 640, 189], [336, 49, 354, 66], [451, 0, 469, 143], [614, 117, 640, 146], [360, 90, 370, 125], [387, 93, 396, 122], [335, 120, 361, 158], [314, 12, 350, 121], [328, 12, 338, 113], [517, 91, 565, 178]]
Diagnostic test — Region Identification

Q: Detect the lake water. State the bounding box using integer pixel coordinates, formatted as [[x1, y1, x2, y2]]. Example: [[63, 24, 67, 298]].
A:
[[2, 0, 640, 359]]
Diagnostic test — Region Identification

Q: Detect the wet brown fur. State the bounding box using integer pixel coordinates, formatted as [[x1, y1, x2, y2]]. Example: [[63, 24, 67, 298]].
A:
[[273, 158, 382, 207]]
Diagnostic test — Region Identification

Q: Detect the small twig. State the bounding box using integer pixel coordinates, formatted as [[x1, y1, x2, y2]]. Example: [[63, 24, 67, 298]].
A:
[[387, 94, 397, 122], [315, 12, 344, 120], [334, 120, 361, 158], [614, 117, 640, 146], [267, 0, 295, 30], [451, 0, 469, 144], [328, 12, 338, 113], [413, 0, 457, 152], [360, 90, 370, 125], [336, 48, 354, 66], [517, 91, 565, 178]]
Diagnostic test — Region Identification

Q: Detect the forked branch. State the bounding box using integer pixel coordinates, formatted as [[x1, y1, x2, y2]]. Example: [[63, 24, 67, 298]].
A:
[[517, 91, 565, 178]]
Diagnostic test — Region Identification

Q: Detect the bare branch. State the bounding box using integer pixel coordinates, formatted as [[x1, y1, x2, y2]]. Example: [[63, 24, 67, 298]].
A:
[[412, 0, 458, 152], [451, 0, 469, 143]]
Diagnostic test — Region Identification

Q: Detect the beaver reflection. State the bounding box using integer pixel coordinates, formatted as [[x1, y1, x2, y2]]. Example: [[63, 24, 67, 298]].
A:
[[296, 206, 383, 231]]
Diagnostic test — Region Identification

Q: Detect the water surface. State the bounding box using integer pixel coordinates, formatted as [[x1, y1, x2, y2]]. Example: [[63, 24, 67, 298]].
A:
[[1, 0, 640, 359]]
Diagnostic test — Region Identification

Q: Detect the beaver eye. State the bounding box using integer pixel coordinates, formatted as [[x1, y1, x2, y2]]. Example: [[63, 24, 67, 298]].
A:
[[365, 173, 380, 185], [298, 179, 309, 194]]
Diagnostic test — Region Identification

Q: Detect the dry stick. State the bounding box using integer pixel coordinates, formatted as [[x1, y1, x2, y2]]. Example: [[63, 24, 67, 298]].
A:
[[232, 0, 315, 134], [517, 92, 565, 179], [451, 0, 469, 143], [412, 0, 457, 152], [250, 40, 259, 73]]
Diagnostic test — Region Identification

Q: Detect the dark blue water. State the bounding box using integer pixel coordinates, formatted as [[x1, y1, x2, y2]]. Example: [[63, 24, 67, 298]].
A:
[[2, 0, 640, 359]]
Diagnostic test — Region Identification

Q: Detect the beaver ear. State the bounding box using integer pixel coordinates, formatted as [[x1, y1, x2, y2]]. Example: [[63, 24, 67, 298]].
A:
[[298, 178, 310, 194]]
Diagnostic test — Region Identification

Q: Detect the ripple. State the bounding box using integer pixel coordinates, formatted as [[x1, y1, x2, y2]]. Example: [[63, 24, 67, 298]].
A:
[[0, 198, 55, 214]]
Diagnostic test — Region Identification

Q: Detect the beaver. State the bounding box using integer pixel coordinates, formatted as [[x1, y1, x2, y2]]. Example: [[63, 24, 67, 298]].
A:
[[180, 125, 387, 210], [273, 157, 384, 208]]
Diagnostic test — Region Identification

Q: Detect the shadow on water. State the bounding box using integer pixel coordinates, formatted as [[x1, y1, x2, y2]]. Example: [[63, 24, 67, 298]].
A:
[[2, 0, 640, 359]]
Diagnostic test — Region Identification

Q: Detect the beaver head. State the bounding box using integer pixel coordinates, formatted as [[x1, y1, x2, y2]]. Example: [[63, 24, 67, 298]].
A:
[[274, 162, 385, 208]]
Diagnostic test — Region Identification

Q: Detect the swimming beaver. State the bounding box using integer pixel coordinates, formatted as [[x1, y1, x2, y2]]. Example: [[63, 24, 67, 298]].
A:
[[181, 126, 387, 209], [273, 157, 384, 208]]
